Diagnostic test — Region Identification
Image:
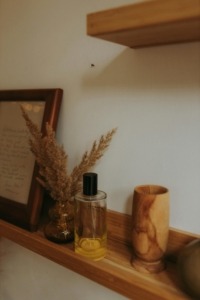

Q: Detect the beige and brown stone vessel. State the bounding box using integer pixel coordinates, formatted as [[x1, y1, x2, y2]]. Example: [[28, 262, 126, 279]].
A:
[[131, 185, 169, 274]]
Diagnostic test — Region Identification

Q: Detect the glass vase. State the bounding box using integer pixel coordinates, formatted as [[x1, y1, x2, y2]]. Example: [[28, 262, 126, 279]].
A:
[[44, 200, 74, 243]]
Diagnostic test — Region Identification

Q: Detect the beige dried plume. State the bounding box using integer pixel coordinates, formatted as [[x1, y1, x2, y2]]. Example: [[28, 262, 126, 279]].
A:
[[21, 106, 117, 203]]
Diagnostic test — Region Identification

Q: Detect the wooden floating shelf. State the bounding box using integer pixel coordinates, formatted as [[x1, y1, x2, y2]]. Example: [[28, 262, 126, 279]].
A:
[[0, 210, 199, 299], [87, 0, 200, 48]]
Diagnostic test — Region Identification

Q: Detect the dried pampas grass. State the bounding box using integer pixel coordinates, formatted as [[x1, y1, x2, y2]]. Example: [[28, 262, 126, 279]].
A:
[[21, 106, 116, 203]]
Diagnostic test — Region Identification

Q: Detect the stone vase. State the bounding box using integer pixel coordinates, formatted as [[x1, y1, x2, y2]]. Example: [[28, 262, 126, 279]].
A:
[[177, 239, 200, 298], [131, 185, 169, 273]]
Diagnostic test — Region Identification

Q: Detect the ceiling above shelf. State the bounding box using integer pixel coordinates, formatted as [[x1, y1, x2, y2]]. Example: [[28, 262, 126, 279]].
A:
[[87, 0, 200, 48]]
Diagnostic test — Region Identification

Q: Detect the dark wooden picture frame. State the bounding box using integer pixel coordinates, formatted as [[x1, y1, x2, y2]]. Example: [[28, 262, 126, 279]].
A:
[[0, 89, 63, 231]]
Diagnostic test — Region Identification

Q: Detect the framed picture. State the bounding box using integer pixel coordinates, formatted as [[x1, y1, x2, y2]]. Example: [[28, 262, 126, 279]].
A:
[[0, 89, 63, 231]]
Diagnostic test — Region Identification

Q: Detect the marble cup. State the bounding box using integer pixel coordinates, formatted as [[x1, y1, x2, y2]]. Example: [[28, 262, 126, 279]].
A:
[[131, 185, 169, 274]]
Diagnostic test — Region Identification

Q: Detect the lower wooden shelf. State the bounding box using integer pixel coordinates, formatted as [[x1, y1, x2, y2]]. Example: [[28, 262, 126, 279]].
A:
[[0, 210, 199, 299]]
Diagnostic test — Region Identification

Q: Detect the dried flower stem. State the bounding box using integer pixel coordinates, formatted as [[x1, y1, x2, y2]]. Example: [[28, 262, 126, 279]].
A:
[[70, 128, 117, 195], [21, 106, 116, 202]]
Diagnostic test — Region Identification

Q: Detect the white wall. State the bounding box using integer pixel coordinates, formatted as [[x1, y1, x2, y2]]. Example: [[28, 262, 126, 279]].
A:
[[0, 0, 200, 299]]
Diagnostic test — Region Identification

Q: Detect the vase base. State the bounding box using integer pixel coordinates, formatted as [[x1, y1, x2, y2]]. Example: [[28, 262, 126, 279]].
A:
[[132, 255, 166, 274], [45, 233, 74, 244], [44, 223, 74, 244]]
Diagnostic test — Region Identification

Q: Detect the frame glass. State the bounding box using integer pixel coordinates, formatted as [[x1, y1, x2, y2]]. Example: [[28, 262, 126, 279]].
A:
[[0, 89, 63, 231]]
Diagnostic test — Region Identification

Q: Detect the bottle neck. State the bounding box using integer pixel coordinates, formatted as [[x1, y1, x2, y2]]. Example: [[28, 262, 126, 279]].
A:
[[75, 190, 107, 202]]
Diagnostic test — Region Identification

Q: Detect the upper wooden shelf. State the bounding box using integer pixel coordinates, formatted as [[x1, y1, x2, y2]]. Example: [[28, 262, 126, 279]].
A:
[[87, 0, 200, 48], [0, 210, 199, 299]]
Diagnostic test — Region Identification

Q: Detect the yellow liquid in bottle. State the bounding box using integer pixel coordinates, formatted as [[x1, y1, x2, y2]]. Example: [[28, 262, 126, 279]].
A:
[[74, 186, 107, 261], [75, 234, 107, 261]]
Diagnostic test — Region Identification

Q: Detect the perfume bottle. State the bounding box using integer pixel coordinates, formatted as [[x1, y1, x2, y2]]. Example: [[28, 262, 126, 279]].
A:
[[74, 172, 107, 261]]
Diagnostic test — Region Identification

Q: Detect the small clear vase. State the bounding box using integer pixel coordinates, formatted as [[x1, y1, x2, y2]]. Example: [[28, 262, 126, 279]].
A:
[[44, 200, 74, 243]]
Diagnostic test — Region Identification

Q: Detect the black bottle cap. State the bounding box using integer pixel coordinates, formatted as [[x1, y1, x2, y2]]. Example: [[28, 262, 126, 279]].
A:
[[83, 172, 97, 196]]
